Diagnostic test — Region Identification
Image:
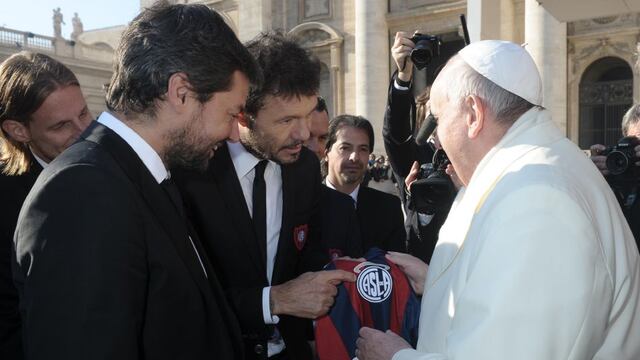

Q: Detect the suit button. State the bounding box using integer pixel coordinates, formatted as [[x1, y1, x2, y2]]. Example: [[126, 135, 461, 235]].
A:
[[254, 344, 265, 355]]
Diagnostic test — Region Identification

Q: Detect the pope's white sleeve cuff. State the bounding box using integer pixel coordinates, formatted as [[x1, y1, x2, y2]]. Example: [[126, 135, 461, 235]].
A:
[[262, 286, 280, 324]]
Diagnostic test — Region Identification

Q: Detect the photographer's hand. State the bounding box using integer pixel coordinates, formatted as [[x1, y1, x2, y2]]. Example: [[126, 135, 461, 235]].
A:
[[590, 144, 610, 176], [405, 161, 420, 191], [392, 31, 415, 82]]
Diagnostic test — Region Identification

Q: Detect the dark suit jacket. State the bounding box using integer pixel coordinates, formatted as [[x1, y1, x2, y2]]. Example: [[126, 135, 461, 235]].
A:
[[0, 159, 41, 360], [356, 186, 406, 253], [382, 72, 452, 262], [12, 122, 243, 360], [316, 185, 362, 265], [174, 144, 322, 360]]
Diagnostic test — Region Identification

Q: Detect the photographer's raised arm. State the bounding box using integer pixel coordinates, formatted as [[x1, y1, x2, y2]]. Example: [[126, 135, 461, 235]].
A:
[[392, 31, 415, 82]]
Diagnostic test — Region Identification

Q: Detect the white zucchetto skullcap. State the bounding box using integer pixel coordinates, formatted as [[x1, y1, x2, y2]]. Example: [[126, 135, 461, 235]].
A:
[[458, 40, 543, 106]]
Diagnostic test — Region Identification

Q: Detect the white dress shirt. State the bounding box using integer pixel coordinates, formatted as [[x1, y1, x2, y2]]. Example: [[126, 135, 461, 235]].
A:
[[30, 150, 49, 169], [97, 112, 208, 278], [394, 78, 411, 91], [228, 141, 285, 356], [98, 112, 167, 183]]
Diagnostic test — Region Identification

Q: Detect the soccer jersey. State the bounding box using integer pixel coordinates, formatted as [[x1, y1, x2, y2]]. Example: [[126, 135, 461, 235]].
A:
[[315, 247, 420, 360]]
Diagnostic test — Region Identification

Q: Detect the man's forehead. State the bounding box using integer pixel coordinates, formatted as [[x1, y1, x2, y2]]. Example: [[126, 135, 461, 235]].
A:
[[627, 122, 640, 136]]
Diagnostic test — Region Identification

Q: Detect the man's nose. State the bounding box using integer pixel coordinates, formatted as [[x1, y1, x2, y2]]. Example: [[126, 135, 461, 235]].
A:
[[348, 151, 358, 161], [71, 117, 90, 136], [293, 119, 310, 141]]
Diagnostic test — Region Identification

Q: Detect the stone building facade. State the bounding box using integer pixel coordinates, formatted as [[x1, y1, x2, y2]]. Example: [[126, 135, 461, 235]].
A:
[[191, 0, 640, 153], [3, 0, 639, 153], [0, 26, 113, 117]]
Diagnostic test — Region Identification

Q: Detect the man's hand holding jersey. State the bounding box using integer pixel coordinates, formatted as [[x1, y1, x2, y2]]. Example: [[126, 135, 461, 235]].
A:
[[270, 270, 356, 318]]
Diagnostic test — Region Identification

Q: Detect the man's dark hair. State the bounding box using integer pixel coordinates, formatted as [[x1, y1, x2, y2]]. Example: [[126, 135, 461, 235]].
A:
[[0, 51, 79, 175], [106, 1, 260, 119], [321, 114, 375, 178], [325, 114, 375, 153], [316, 96, 328, 115], [244, 31, 321, 116]]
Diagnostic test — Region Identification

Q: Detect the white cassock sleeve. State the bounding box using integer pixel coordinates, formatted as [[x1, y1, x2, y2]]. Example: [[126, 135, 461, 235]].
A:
[[393, 184, 626, 360]]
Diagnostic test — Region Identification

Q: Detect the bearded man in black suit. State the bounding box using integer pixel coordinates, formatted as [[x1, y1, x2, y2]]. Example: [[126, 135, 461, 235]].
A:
[[174, 32, 355, 360], [12, 3, 260, 359]]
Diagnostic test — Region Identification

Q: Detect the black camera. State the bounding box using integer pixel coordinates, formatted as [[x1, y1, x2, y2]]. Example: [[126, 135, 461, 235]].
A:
[[410, 33, 441, 70], [603, 136, 640, 182], [409, 148, 455, 214]]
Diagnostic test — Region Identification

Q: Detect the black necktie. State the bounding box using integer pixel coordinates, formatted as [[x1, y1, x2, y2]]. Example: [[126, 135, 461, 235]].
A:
[[161, 177, 185, 218], [252, 160, 268, 261]]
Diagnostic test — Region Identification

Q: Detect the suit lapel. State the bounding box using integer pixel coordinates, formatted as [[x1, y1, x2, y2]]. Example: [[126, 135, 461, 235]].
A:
[[273, 163, 294, 284], [355, 188, 370, 249], [83, 122, 213, 300], [210, 144, 267, 276]]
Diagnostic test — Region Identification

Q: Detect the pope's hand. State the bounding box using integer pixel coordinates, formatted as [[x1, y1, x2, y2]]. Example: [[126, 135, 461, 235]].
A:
[[355, 327, 411, 360], [385, 252, 427, 295]]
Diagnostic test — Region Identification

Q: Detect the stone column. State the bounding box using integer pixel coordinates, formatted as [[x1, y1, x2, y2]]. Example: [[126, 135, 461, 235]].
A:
[[467, 0, 502, 42], [355, 0, 389, 154], [525, 0, 567, 132], [330, 42, 344, 116], [238, 0, 272, 42]]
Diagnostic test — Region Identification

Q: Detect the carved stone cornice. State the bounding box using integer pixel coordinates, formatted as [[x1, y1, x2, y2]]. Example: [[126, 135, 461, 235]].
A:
[[569, 37, 638, 75], [568, 13, 640, 37]]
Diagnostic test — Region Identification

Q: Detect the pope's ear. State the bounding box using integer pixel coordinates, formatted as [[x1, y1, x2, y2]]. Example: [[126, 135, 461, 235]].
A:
[[1, 120, 31, 143], [466, 95, 485, 139]]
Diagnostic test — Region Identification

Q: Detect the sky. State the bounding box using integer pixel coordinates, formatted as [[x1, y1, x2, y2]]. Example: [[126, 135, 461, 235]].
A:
[[1, 0, 140, 38]]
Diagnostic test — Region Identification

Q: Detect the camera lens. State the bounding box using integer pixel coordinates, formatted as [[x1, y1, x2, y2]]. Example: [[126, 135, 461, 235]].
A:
[[410, 43, 433, 69], [606, 151, 630, 175], [411, 48, 431, 65]]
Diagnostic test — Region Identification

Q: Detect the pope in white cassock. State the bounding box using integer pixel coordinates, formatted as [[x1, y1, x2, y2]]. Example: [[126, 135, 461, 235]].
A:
[[356, 40, 640, 360]]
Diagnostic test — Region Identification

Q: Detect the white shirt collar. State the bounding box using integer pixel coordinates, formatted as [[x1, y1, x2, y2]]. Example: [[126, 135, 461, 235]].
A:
[[30, 149, 48, 169], [228, 140, 264, 178], [97, 112, 168, 184], [326, 179, 360, 204]]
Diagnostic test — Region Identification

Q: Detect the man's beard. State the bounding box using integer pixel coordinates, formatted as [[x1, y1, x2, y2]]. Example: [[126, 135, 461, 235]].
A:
[[164, 116, 216, 172], [241, 128, 302, 165], [339, 162, 365, 184], [340, 171, 364, 185]]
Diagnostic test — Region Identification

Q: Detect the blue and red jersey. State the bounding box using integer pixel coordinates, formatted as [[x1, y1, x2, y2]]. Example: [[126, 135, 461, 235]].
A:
[[315, 247, 420, 360]]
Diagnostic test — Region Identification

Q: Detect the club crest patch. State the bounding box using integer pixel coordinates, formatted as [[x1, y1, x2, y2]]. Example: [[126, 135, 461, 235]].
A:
[[293, 224, 308, 251], [328, 248, 343, 260], [355, 262, 393, 303]]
